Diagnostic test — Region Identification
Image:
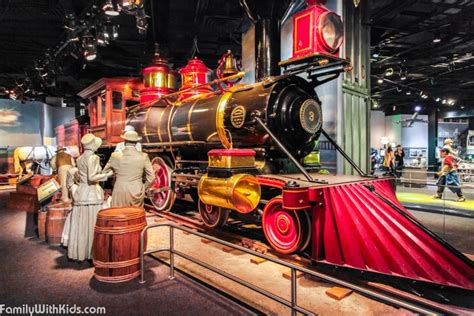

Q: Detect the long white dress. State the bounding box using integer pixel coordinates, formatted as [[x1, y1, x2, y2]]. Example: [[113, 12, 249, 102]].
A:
[[62, 150, 108, 261]]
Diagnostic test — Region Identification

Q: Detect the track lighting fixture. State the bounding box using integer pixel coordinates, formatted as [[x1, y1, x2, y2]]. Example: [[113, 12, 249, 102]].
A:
[[384, 67, 394, 77], [433, 31, 441, 43], [103, 0, 120, 16], [83, 36, 97, 61], [135, 8, 148, 34], [377, 77, 384, 84], [372, 47, 380, 58]]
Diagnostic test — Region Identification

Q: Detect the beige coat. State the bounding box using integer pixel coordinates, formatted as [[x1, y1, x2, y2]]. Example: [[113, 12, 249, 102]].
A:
[[103, 146, 154, 207]]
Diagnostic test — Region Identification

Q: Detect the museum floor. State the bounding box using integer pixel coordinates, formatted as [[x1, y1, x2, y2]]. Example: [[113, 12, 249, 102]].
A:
[[0, 189, 473, 315], [0, 191, 252, 316]]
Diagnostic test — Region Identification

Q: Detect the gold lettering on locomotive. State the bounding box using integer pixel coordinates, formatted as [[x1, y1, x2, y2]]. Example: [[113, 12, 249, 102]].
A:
[[231, 105, 246, 128]]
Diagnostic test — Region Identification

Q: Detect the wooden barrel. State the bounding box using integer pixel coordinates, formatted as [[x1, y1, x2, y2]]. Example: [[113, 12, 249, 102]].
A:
[[93, 207, 147, 283], [37, 210, 47, 241], [46, 205, 70, 245]]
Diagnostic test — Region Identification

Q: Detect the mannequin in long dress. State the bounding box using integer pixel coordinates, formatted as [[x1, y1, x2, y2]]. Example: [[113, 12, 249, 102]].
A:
[[62, 134, 111, 261]]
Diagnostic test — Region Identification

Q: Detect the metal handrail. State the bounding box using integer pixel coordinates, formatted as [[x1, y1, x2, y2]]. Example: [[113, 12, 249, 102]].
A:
[[139, 222, 438, 315]]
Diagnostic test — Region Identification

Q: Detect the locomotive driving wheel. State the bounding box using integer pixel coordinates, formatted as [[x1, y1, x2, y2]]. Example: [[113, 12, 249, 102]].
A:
[[198, 200, 230, 228], [262, 197, 311, 254], [150, 156, 175, 211]]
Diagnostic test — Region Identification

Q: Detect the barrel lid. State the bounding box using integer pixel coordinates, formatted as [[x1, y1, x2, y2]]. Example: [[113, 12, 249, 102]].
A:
[[208, 149, 256, 157], [98, 207, 145, 220]]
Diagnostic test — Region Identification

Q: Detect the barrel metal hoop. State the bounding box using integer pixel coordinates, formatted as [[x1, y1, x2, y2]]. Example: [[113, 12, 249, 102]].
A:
[[93, 257, 140, 269], [94, 270, 141, 283], [94, 223, 147, 235]]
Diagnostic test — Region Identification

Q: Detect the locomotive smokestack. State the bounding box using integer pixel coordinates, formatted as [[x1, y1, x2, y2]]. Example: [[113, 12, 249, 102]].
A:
[[240, 0, 292, 81]]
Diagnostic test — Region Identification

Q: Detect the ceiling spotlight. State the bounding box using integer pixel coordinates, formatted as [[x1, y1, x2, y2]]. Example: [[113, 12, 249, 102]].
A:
[[422, 94, 428, 99], [435, 97, 440, 102], [406, 90, 411, 95], [442, 99, 447, 104], [83, 36, 97, 61], [460, 106, 465, 109], [377, 77, 384, 84], [9, 90, 17, 100], [447, 99, 455, 105], [135, 8, 148, 34], [384, 67, 394, 77], [122, 0, 132, 9], [414, 105, 421, 112], [96, 29, 108, 47], [372, 47, 380, 58], [103, 0, 120, 16], [433, 31, 441, 43], [104, 21, 119, 40]]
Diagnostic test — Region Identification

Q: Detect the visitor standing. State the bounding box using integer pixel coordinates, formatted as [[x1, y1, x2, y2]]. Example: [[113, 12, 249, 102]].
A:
[[383, 145, 395, 176], [394, 145, 405, 177], [433, 147, 465, 202]]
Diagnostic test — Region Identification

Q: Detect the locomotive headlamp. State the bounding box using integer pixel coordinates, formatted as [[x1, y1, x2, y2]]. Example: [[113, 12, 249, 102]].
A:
[[318, 11, 344, 53], [292, 3, 344, 58]]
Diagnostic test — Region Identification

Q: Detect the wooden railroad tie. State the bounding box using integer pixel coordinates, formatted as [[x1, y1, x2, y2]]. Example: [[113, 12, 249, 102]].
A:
[[250, 256, 267, 264], [325, 287, 353, 300], [282, 270, 304, 280], [240, 238, 268, 254], [222, 246, 235, 253]]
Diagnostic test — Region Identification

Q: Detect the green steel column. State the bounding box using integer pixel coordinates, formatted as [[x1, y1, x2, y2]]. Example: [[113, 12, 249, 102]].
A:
[[339, 0, 371, 175]]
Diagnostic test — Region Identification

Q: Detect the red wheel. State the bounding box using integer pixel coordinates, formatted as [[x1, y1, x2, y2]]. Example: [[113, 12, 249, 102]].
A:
[[150, 156, 175, 211], [262, 197, 311, 254], [198, 200, 230, 228]]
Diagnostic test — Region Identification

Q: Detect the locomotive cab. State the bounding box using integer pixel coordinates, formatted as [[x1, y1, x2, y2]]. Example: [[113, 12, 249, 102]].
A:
[[78, 78, 143, 146]]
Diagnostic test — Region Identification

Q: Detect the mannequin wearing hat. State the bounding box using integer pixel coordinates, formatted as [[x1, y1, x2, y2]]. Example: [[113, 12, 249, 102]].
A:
[[62, 133, 111, 261], [50, 146, 75, 203], [103, 130, 154, 207], [114, 125, 142, 152]]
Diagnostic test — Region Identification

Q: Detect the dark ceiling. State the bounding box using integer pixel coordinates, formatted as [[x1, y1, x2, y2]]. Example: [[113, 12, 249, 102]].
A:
[[0, 0, 243, 103], [0, 0, 473, 113], [370, 0, 474, 113]]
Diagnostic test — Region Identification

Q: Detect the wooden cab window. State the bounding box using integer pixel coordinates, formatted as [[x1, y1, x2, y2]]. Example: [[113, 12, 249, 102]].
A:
[[99, 93, 106, 125], [112, 91, 123, 110], [89, 99, 97, 126]]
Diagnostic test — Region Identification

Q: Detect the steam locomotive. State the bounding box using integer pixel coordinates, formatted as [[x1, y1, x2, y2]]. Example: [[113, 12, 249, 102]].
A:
[[57, 2, 473, 290]]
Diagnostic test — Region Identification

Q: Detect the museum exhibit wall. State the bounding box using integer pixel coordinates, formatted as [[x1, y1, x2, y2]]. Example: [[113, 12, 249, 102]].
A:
[[370, 111, 428, 153], [0, 99, 75, 173]]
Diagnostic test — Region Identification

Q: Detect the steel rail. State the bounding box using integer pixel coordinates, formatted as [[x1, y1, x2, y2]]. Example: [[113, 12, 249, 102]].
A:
[[140, 222, 439, 315]]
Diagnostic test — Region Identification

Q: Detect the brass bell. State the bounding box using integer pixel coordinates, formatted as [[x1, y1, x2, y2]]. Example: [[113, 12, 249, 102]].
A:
[[222, 50, 239, 76]]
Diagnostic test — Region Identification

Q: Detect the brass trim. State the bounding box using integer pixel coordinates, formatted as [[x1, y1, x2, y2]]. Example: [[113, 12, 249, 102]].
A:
[[216, 92, 233, 149], [187, 100, 198, 141], [143, 107, 151, 143], [157, 109, 166, 143], [209, 155, 255, 168], [168, 105, 176, 143]]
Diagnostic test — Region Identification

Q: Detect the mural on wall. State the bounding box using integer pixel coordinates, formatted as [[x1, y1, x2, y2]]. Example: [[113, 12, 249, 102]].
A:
[[0, 101, 42, 147]]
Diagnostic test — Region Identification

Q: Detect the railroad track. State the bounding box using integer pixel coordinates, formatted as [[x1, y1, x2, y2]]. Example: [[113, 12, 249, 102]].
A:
[[143, 201, 474, 315]]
